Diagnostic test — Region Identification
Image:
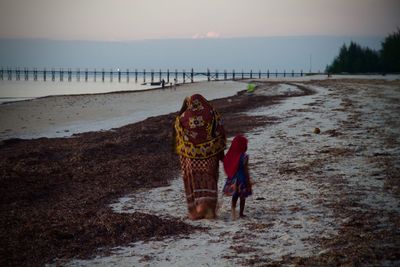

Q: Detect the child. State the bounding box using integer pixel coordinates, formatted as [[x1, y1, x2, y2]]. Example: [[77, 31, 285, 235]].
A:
[[223, 134, 252, 220]]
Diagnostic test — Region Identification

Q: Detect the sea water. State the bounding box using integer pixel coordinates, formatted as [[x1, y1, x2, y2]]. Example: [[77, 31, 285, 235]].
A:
[[0, 74, 210, 104]]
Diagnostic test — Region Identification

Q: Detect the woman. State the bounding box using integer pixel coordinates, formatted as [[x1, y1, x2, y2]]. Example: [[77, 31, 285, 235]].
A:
[[175, 94, 226, 220]]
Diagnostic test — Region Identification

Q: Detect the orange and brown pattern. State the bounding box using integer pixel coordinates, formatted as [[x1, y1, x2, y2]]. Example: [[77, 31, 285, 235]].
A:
[[179, 155, 219, 213]]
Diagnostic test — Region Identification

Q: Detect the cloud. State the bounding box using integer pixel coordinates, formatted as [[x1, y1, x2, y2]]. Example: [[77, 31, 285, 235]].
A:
[[192, 31, 220, 39], [206, 31, 220, 38], [192, 33, 204, 39]]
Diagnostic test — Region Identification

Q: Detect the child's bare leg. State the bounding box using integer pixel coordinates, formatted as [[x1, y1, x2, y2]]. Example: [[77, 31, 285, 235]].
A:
[[239, 197, 246, 218], [232, 195, 238, 220]]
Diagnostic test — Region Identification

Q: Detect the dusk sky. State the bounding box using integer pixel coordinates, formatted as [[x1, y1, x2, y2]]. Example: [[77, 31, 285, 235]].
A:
[[0, 0, 399, 41]]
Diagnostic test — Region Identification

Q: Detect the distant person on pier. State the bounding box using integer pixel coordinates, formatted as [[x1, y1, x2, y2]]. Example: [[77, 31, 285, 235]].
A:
[[175, 94, 226, 220], [161, 79, 165, 89]]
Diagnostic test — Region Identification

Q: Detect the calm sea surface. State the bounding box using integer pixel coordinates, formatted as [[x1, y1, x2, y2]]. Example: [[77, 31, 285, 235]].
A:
[[0, 74, 209, 104]]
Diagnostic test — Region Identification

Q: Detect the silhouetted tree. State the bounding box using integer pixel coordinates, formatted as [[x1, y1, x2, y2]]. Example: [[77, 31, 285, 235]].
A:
[[381, 28, 400, 73], [326, 42, 380, 74]]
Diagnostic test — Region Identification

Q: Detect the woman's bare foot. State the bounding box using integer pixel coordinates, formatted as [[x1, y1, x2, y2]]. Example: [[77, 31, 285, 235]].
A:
[[188, 214, 203, 220], [204, 208, 216, 219], [188, 211, 203, 220]]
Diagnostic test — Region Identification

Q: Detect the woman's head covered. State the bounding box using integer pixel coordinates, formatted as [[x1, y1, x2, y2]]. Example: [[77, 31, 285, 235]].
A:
[[179, 94, 210, 115], [175, 94, 226, 159]]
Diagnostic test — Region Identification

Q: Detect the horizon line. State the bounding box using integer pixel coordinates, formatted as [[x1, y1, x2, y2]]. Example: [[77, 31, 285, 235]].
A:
[[0, 34, 386, 43]]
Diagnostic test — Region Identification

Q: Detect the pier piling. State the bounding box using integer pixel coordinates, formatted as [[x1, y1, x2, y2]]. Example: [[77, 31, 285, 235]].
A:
[[68, 69, 72, 82], [33, 68, 38, 81], [167, 69, 170, 83], [77, 68, 81, 82]]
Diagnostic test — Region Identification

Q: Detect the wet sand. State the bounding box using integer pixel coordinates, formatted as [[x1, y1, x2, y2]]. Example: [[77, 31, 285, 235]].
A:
[[1, 78, 399, 266]]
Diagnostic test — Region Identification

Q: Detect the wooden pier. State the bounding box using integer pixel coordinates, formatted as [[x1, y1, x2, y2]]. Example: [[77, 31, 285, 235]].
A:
[[0, 67, 306, 83]]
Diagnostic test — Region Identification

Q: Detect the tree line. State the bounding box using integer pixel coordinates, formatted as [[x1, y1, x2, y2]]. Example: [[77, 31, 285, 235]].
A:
[[326, 28, 400, 74]]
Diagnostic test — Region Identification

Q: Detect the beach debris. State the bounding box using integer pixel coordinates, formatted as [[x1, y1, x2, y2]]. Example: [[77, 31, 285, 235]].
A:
[[247, 83, 256, 93], [314, 127, 321, 134]]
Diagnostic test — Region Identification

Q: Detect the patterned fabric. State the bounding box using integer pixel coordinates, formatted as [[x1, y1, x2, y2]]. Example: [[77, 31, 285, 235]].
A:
[[223, 153, 252, 198], [180, 155, 219, 212], [175, 94, 226, 159]]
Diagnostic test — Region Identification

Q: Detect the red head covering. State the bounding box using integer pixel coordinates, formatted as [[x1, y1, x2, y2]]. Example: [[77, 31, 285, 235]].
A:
[[179, 94, 216, 145], [223, 134, 248, 178]]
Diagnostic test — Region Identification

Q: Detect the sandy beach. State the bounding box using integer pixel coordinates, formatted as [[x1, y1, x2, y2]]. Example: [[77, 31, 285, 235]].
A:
[[1, 77, 399, 266]]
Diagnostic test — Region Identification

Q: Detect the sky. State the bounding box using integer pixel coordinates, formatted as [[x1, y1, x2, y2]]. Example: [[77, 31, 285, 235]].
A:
[[0, 0, 399, 41], [0, 0, 398, 71]]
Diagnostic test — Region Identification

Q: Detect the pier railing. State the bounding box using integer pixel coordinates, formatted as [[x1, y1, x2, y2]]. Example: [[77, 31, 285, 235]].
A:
[[0, 67, 307, 83]]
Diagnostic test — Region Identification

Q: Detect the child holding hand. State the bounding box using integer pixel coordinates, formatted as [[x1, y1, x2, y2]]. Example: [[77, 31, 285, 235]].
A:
[[223, 134, 253, 220]]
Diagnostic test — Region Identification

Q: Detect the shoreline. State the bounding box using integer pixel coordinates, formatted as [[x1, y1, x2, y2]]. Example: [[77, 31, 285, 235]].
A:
[[0, 80, 246, 141], [0, 81, 185, 105], [2, 73, 398, 105], [2, 74, 398, 141]]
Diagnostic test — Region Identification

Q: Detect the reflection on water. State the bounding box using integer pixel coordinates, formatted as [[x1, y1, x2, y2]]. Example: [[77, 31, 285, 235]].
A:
[[0, 80, 153, 103], [0, 75, 210, 103]]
